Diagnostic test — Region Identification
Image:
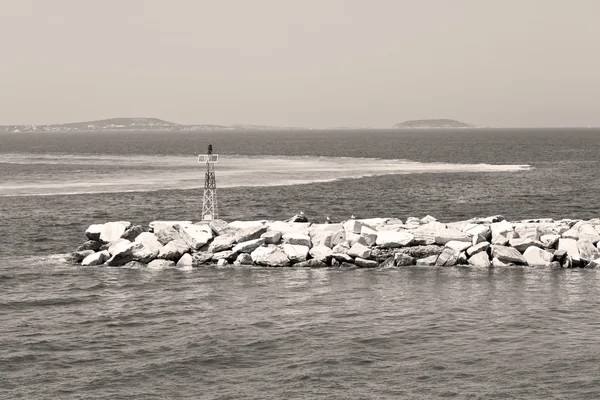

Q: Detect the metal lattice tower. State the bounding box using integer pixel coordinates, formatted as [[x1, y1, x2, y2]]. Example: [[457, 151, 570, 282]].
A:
[[198, 144, 218, 220]]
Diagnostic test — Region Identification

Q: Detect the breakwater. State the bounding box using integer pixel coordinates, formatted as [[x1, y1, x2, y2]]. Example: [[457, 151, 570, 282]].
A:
[[71, 215, 600, 269]]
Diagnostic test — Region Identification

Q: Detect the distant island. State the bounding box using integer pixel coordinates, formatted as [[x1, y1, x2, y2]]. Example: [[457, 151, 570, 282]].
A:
[[394, 119, 475, 129], [0, 117, 308, 133]]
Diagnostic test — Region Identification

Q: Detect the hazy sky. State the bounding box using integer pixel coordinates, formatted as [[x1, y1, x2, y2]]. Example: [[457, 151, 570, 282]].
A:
[[1, 0, 599, 127]]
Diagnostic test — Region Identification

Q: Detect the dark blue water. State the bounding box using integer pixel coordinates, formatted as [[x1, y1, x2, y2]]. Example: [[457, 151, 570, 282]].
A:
[[1, 128, 600, 399]]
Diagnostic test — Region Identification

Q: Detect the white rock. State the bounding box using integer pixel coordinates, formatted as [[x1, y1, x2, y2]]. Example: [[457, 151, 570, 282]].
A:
[[228, 220, 268, 230], [577, 240, 600, 263], [540, 234, 560, 249], [250, 245, 278, 264], [208, 235, 236, 253], [347, 243, 371, 259], [420, 215, 438, 224], [513, 224, 540, 241], [343, 219, 364, 234], [108, 239, 132, 256], [235, 225, 268, 243], [282, 233, 312, 247], [445, 241, 472, 252], [309, 245, 333, 263], [217, 259, 229, 267], [558, 238, 580, 263], [361, 232, 377, 247], [209, 219, 237, 236], [523, 246, 554, 266], [357, 218, 389, 226], [176, 253, 193, 268], [250, 245, 289, 267], [492, 234, 509, 246], [376, 230, 414, 248], [310, 229, 345, 248], [434, 228, 471, 245], [235, 253, 254, 265], [464, 224, 491, 239], [268, 221, 310, 235], [491, 257, 510, 267], [178, 223, 213, 250], [491, 245, 527, 265], [283, 244, 310, 262], [578, 224, 600, 244], [81, 250, 110, 266], [261, 231, 282, 245], [99, 222, 129, 244], [331, 242, 350, 254], [106, 242, 139, 266], [135, 232, 162, 255], [468, 252, 491, 268], [491, 220, 513, 237], [153, 225, 183, 245], [435, 248, 460, 266], [466, 242, 490, 257], [345, 232, 362, 246], [158, 239, 190, 261], [233, 238, 266, 254], [132, 244, 157, 264], [85, 224, 104, 241]]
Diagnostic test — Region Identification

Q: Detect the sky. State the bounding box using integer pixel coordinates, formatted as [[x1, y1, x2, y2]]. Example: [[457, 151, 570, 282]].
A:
[[1, 0, 599, 128]]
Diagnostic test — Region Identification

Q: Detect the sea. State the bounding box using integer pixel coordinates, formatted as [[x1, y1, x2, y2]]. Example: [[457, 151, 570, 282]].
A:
[[1, 128, 600, 399]]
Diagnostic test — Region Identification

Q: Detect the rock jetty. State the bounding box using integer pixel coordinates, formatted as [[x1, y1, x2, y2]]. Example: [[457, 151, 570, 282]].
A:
[[72, 216, 600, 269]]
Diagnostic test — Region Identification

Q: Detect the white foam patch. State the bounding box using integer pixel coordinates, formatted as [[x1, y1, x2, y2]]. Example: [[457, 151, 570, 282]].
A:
[[0, 153, 531, 196]]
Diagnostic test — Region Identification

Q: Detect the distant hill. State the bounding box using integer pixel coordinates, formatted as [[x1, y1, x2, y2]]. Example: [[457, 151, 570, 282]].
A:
[[394, 119, 475, 129], [0, 118, 306, 133]]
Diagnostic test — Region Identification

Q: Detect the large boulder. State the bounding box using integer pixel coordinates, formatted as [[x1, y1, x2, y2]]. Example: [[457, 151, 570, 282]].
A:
[[235, 225, 268, 243], [491, 245, 527, 265], [154, 225, 184, 245], [121, 225, 144, 241], [283, 244, 310, 262], [209, 219, 237, 236], [106, 241, 139, 266], [464, 224, 491, 240], [282, 233, 312, 247], [134, 232, 162, 255], [85, 224, 104, 241], [309, 245, 333, 263], [435, 247, 460, 266], [158, 239, 190, 261], [434, 228, 470, 245], [191, 252, 213, 266], [250, 245, 289, 267], [347, 243, 371, 259], [540, 234, 560, 249], [212, 250, 237, 262], [108, 239, 133, 256], [376, 230, 414, 248], [261, 231, 282, 245], [81, 250, 110, 266], [178, 223, 213, 250], [416, 255, 438, 266], [132, 244, 157, 264], [466, 242, 490, 257], [228, 220, 268, 230], [468, 252, 491, 268], [445, 241, 471, 252], [577, 240, 600, 263], [343, 220, 364, 234], [208, 235, 236, 253], [176, 253, 193, 269], [513, 224, 540, 241], [558, 238, 580, 265], [491, 220, 513, 239], [149, 220, 192, 232], [523, 246, 554, 267], [99, 222, 130, 244], [232, 238, 265, 254], [577, 224, 600, 244], [268, 221, 310, 235], [235, 253, 254, 265]]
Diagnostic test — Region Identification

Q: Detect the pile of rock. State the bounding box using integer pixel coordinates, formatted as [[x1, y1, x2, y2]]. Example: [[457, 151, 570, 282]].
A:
[[71, 215, 600, 269]]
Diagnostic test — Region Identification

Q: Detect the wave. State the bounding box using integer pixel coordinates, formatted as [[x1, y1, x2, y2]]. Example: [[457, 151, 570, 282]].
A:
[[0, 153, 531, 197]]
